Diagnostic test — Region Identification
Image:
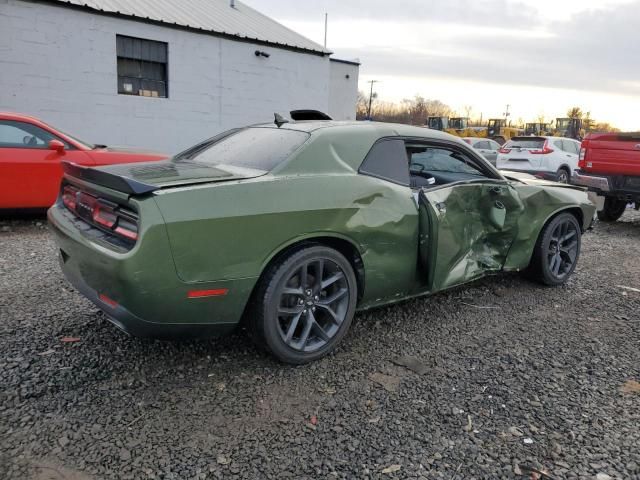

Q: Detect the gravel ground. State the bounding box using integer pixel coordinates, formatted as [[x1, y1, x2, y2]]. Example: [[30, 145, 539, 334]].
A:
[[1, 211, 639, 480]]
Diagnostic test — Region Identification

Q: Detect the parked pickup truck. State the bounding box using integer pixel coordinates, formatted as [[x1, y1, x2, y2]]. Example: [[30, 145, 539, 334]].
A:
[[572, 132, 640, 221]]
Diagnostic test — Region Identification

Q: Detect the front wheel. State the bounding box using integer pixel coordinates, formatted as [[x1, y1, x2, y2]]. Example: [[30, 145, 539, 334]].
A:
[[249, 246, 357, 364], [597, 197, 627, 222], [527, 212, 582, 286]]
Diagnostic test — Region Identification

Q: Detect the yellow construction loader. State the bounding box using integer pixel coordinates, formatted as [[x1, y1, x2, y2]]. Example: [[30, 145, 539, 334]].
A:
[[484, 118, 523, 144], [426, 116, 479, 138], [446, 117, 480, 137], [525, 123, 551, 136], [426, 116, 449, 131], [553, 118, 584, 140]]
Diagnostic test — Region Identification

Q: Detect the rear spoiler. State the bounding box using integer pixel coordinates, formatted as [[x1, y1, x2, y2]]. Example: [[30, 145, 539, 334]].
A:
[[61, 161, 157, 195], [289, 109, 332, 121]]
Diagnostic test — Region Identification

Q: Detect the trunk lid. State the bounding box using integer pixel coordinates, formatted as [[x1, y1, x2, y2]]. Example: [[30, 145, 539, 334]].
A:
[[497, 137, 550, 170], [62, 160, 266, 195]]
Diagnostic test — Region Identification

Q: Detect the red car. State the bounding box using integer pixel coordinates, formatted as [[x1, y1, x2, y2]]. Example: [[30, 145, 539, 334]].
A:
[[0, 112, 167, 210]]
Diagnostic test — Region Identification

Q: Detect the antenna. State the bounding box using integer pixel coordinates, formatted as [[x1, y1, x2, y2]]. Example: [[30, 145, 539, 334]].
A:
[[274, 113, 289, 128]]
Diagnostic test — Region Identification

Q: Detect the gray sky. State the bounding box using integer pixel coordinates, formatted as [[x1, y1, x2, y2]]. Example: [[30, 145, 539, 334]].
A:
[[243, 0, 639, 129]]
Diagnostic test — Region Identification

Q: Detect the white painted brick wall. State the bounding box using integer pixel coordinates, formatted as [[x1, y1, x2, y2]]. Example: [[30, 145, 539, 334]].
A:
[[0, 0, 341, 154], [329, 60, 360, 121]]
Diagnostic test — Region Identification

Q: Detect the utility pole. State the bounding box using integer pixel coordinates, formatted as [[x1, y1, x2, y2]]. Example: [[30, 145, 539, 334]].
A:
[[503, 104, 511, 120], [367, 80, 379, 120], [324, 13, 328, 48], [503, 104, 511, 127]]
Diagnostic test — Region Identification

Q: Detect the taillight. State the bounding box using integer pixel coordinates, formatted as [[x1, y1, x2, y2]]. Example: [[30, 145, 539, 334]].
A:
[[62, 186, 79, 211], [498, 147, 511, 154], [92, 201, 117, 229], [113, 211, 139, 241], [578, 140, 588, 168], [61, 185, 138, 243], [530, 140, 554, 154]]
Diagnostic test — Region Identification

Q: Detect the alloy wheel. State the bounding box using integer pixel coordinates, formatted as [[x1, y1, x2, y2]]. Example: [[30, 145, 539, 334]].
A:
[[275, 258, 350, 352], [547, 219, 578, 279]]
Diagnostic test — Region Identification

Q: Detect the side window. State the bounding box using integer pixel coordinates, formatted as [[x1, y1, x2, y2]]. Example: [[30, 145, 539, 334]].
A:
[[0, 120, 58, 149], [476, 141, 490, 149], [489, 140, 500, 150], [408, 145, 486, 176], [564, 140, 579, 154], [553, 140, 564, 151], [359, 139, 410, 186]]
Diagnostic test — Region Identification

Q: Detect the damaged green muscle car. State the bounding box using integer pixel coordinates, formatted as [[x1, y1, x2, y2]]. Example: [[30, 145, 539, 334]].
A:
[[48, 121, 595, 363]]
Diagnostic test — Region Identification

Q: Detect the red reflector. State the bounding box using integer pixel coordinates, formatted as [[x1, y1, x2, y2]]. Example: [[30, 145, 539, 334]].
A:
[[98, 293, 118, 308], [114, 226, 138, 241], [187, 289, 229, 299], [498, 147, 511, 154]]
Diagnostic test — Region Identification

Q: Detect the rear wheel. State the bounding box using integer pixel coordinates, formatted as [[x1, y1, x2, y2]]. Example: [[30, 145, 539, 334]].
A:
[[249, 246, 357, 364], [556, 167, 570, 184], [597, 197, 627, 222], [528, 212, 581, 286]]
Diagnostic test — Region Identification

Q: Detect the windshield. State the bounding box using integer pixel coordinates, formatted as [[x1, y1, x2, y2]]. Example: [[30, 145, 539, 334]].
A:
[[505, 138, 546, 149], [175, 127, 310, 172], [43, 123, 95, 149]]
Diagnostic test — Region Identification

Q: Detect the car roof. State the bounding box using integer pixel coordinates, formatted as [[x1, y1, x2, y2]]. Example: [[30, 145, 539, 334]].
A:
[[253, 120, 465, 143], [511, 135, 579, 142], [0, 111, 40, 122]]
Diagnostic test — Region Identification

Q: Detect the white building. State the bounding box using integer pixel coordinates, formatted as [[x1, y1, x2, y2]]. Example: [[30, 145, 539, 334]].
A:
[[0, 0, 360, 153]]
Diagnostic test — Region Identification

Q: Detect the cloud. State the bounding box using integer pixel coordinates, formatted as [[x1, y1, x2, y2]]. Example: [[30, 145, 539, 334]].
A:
[[335, 2, 640, 96], [244, 0, 540, 28]]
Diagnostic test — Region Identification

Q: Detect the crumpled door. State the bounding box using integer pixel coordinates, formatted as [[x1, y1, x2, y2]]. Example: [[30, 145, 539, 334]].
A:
[[418, 182, 524, 291]]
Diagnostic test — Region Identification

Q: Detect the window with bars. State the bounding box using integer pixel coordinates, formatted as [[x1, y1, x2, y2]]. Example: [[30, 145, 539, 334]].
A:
[[116, 35, 168, 98]]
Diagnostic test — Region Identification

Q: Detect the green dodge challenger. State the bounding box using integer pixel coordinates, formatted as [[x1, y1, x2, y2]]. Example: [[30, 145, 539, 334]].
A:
[[48, 120, 595, 364]]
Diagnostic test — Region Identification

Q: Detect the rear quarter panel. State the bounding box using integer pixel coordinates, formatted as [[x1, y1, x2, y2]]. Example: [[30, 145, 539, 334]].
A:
[[153, 173, 420, 307]]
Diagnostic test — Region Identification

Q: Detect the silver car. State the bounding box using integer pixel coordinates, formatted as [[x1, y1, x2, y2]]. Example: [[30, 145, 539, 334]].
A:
[[462, 137, 501, 165]]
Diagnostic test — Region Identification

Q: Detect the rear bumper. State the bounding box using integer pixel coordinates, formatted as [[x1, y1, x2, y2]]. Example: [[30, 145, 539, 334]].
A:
[[60, 254, 236, 338], [571, 170, 640, 203], [48, 204, 255, 339], [571, 170, 611, 192]]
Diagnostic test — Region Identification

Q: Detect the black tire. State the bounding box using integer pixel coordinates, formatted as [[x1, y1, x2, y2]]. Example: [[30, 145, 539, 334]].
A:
[[597, 197, 627, 222], [556, 167, 570, 184], [248, 246, 357, 364], [528, 212, 581, 286]]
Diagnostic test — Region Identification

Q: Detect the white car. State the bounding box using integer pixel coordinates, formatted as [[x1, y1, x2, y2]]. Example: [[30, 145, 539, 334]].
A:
[[462, 137, 502, 165], [496, 136, 581, 183]]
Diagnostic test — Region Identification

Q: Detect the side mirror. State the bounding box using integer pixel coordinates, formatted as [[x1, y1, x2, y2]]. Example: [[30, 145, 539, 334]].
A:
[[48, 139, 65, 154]]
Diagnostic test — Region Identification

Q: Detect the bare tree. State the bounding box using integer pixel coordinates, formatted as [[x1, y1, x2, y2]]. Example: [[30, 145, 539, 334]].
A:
[[567, 106, 583, 119]]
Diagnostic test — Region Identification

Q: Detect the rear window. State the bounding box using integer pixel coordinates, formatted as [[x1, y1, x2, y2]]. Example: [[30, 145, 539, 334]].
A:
[[505, 138, 546, 149], [176, 127, 310, 171]]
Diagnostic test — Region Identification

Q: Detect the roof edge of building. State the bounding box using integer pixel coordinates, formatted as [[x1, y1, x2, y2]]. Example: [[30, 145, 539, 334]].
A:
[[28, 0, 334, 57], [330, 57, 361, 66]]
